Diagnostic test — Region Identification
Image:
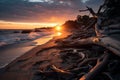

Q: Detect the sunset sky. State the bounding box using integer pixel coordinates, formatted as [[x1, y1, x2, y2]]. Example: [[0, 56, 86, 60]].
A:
[[0, 0, 103, 29]]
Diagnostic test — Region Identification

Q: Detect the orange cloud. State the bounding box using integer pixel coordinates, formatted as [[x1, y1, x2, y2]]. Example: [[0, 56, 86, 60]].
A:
[[0, 21, 59, 29], [50, 16, 57, 22]]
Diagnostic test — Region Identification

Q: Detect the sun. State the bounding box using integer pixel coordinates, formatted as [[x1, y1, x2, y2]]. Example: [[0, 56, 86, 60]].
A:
[[55, 26, 62, 31]]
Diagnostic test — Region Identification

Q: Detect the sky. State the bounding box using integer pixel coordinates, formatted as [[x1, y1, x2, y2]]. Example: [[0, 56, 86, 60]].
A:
[[0, 0, 103, 29]]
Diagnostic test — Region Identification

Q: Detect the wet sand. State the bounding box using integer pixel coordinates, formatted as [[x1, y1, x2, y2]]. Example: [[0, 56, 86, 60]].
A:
[[0, 39, 56, 80], [0, 32, 70, 80], [0, 35, 53, 68]]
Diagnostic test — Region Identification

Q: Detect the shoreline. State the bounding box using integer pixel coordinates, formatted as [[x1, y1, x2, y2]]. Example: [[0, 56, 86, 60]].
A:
[[0, 31, 74, 80], [0, 35, 53, 68]]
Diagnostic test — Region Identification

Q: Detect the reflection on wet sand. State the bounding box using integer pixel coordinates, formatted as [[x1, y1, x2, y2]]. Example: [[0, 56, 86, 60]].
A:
[[0, 35, 53, 68]]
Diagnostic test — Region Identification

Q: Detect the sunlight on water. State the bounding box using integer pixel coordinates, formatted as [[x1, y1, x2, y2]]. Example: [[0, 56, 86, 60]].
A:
[[0, 35, 53, 68], [57, 32, 62, 36]]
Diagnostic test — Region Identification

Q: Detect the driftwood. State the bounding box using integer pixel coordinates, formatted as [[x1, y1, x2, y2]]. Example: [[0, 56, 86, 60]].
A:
[[51, 65, 72, 74], [101, 72, 114, 80], [79, 52, 110, 80], [58, 36, 120, 57], [78, 58, 97, 67], [79, 6, 96, 17], [32, 1, 120, 80]]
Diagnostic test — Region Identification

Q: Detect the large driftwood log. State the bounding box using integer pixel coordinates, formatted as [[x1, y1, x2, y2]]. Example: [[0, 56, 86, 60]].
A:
[[58, 36, 120, 57]]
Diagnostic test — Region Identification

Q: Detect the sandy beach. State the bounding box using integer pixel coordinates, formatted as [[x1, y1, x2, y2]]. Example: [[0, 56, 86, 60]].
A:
[[0, 35, 53, 68], [0, 28, 120, 80], [0, 30, 71, 80], [0, 0, 120, 79]]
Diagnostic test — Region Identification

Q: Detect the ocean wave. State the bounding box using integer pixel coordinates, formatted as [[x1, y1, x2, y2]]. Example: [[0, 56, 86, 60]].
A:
[[0, 31, 53, 47]]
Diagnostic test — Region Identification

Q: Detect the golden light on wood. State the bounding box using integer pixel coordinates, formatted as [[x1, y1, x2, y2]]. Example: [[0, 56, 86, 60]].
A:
[[55, 26, 61, 31]]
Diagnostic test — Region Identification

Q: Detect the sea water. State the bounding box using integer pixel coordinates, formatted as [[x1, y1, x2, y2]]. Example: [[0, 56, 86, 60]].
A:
[[0, 29, 54, 68]]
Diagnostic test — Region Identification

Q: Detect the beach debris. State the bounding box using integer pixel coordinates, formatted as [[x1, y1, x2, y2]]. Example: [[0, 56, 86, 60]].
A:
[[1, 0, 120, 80], [79, 51, 110, 80], [29, 1, 120, 79]]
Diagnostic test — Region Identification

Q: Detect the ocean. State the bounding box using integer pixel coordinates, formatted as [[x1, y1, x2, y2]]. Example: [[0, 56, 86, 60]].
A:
[[0, 29, 53, 47], [0, 29, 54, 68]]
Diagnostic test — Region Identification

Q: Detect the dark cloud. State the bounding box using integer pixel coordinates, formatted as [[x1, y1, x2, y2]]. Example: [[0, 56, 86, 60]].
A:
[[0, 0, 103, 23], [85, 0, 104, 11]]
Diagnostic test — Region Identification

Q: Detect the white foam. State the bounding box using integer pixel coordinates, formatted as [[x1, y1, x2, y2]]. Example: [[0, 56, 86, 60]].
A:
[[0, 31, 53, 47]]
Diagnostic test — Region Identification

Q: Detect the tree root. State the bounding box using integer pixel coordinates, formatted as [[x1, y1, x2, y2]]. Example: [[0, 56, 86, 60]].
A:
[[79, 52, 110, 80]]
